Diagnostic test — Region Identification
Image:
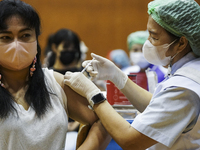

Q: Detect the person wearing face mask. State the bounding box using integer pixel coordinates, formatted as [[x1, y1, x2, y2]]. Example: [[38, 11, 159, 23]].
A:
[[48, 28, 82, 74], [44, 29, 86, 150], [0, 1, 111, 150], [107, 49, 132, 70], [127, 31, 150, 71], [64, 0, 200, 149], [125, 30, 167, 83]]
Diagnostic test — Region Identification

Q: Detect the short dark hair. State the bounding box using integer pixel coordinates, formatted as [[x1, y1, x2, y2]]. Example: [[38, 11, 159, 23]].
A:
[[46, 28, 81, 68], [54, 29, 81, 59]]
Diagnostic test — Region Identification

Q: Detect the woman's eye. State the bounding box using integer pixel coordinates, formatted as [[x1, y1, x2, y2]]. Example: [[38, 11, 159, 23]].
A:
[[21, 34, 31, 38], [0, 36, 11, 40]]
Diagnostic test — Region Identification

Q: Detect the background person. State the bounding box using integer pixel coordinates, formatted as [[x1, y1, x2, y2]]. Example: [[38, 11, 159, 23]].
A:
[[43, 28, 84, 150], [125, 30, 167, 83], [106, 49, 131, 71], [49, 28, 82, 74], [64, 0, 200, 149]]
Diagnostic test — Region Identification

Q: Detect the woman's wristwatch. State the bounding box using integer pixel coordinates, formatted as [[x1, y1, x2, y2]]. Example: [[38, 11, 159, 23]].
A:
[[88, 93, 106, 109]]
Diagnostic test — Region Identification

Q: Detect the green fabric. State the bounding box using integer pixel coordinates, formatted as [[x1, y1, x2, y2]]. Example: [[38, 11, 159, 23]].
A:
[[148, 0, 200, 56], [127, 31, 149, 51]]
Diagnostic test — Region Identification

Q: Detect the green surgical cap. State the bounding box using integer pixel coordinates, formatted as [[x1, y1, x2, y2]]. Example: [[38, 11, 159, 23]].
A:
[[127, 31, 149, 51], [148, 0, 200, 56]]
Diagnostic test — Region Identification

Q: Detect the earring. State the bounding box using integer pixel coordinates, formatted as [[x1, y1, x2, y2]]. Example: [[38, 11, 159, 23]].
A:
[[0, 74, 5, 88], [30, 57, 37, 77]]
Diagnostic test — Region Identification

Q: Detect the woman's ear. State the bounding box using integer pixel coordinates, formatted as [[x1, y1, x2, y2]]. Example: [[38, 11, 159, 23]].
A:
[[176, 36, 188, 53]]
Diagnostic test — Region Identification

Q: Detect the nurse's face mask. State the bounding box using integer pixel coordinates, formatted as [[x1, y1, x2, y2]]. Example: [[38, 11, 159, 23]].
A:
[[0, 40, 37, 70], [142, 39, 177, 66]]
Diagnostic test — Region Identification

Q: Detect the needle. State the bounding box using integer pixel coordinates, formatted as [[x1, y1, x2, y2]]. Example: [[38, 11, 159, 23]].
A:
[[81, 58, 95, 73]]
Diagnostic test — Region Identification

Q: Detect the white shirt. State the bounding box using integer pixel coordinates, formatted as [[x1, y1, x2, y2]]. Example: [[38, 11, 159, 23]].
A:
[[132, 52, 200, 149], [0, 68, 68, 150]]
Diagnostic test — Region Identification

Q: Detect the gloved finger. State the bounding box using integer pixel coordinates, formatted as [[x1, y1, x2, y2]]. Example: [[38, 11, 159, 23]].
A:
[[89, 71, 98, 76], [63, 79, 69, 85], [64, 72, 74, 85], [82, 60, 91, 68], [64, 72, 81, 85], [86, 65, 94, 72], [91, 53, 109, 63], [64, 71, 73, 79], [88, 71, 98, 81]]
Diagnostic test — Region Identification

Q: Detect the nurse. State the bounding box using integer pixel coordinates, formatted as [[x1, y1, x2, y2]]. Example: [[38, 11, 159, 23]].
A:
[[64, 0, 200, 149]]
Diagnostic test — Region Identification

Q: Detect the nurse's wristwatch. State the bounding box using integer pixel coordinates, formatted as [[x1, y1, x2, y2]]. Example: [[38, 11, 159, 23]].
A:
[[88, 93, 106, 110]]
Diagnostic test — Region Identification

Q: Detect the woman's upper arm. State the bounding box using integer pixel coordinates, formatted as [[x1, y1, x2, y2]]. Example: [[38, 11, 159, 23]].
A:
[[53, 71, 98, 125]]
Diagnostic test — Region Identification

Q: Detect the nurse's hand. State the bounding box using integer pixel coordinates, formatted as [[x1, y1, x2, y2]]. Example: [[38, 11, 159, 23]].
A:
[[64, 72, 101, 102], [82, 53, 128, 89]]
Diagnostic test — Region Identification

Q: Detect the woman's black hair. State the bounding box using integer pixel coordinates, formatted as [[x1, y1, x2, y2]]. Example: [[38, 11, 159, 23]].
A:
[[0, 0, 52, 118], [47, 28, 81, 68]]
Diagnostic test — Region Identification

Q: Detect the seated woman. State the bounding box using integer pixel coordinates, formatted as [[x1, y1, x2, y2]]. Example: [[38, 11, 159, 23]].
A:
[[0, 0, 111, 150]]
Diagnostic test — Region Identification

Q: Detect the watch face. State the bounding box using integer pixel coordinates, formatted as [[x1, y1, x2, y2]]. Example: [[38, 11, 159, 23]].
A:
[[90, 93, 106, 107]]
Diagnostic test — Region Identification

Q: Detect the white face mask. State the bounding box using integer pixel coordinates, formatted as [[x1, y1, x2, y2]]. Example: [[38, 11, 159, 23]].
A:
[[130, 52, 150, 69], [142, 39, 177, 66], [0, 40, 37, 70]]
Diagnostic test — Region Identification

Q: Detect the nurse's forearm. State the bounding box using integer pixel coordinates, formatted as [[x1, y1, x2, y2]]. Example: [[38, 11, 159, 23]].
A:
[[121, 78, 152, 112], [93, 101, 157, 150]]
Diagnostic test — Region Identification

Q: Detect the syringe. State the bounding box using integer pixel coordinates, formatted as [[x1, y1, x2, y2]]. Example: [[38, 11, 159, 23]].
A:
[[81, 58, 95, 73]]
